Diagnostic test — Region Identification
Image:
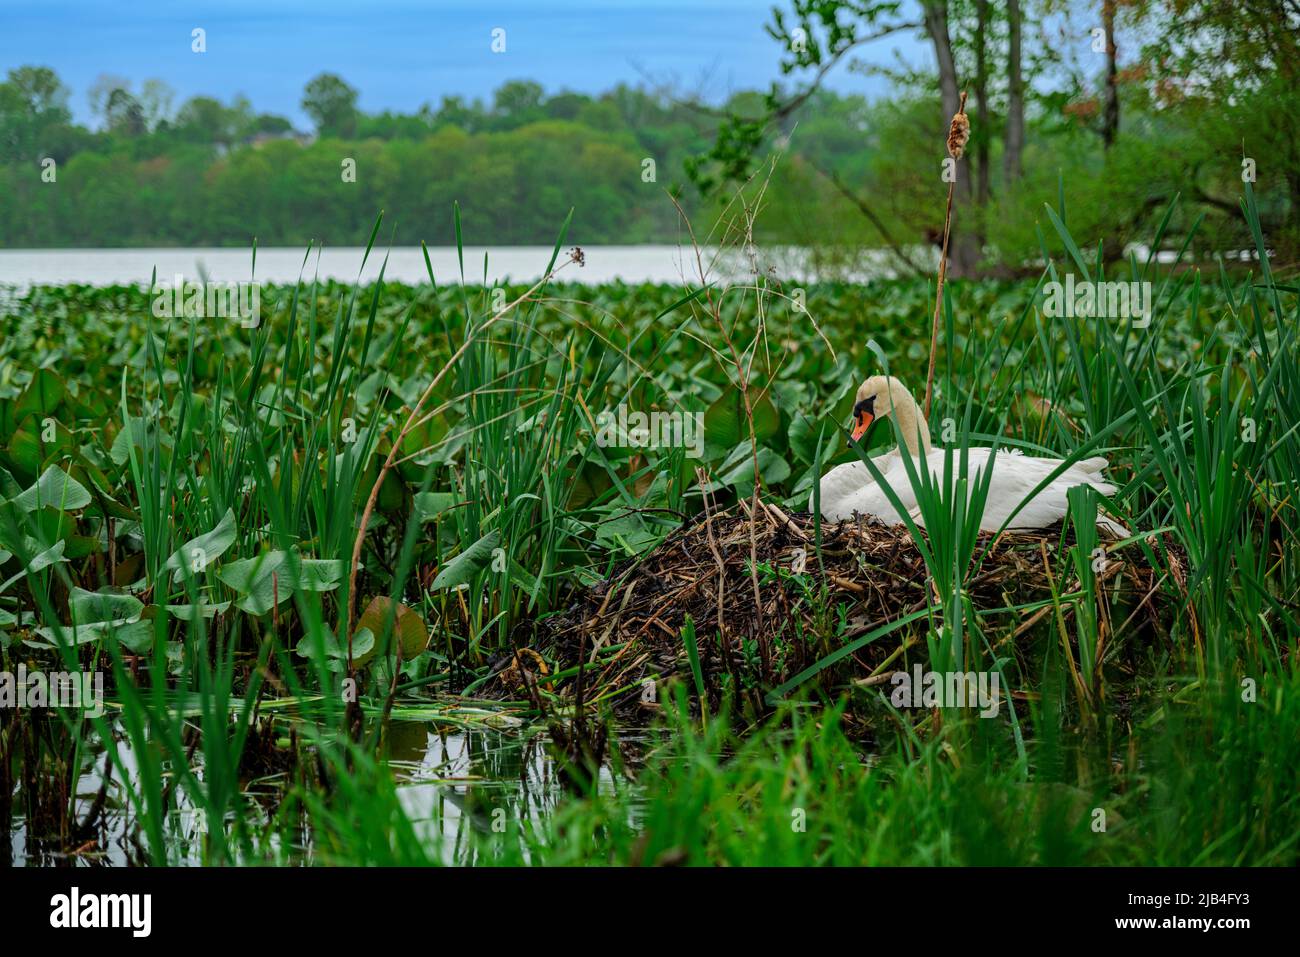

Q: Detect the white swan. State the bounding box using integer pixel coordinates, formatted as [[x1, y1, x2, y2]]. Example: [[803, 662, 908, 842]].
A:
[[813, 375, 1128, 537]]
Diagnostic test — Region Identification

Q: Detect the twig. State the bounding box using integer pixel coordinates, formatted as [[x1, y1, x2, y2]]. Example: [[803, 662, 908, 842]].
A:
[[697, 468, 728, 639], [807, 159, 925, 275]]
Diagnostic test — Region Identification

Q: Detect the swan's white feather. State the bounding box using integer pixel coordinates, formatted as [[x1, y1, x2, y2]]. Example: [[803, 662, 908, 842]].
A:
[[812, 376, 1129, 537], [815, 446, 1129, 536]]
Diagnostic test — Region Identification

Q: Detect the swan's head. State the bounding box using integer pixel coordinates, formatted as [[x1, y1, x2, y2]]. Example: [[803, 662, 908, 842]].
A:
[[849, 374, 911, 444]]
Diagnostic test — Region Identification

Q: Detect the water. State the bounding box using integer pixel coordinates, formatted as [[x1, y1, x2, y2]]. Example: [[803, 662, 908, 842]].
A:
[[0, 243, 1228, 293], [0, 245, 735, 289], [7, 717, 637, 866], [0, 244, 940, 292]]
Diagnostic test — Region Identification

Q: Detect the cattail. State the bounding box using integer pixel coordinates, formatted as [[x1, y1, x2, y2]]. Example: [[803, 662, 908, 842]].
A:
[[925, 89, 968, 420], [946, 97, 970, 159]]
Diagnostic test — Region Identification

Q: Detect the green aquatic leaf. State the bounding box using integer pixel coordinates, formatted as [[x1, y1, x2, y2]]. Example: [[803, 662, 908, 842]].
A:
[[431, 530, 500, 590], [2, 416, 76, 481], [31, 618, 153, 652], [703, 442, 790, 495], [413, 492, 459, 522], [593, 512, 662, 555], [11, 465, 91, 513], [703, 386, 779, 461], [356, 595, 429, 661], [0, 540, 68, 596], [163, 508, 238, 581], [26, 586, 152, 652], [25, 507, 97, 559], [165, 600, 231, 621], [565, 457, 614, 510], [110, 416, 170, 467], [13, 369, 66, 421], [295, 625, 375, 670], [217, 551, 344, 615], [0, 467, 21, 501], [69, 586, 144, 624], [787, 412, 826, 465]]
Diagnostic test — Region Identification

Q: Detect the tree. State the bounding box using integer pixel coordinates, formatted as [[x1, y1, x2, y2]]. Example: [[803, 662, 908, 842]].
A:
[[544, 91, 590, 121], [921, 0, 979, 275], [302, 73, 358, 138], [491, 80, 545, 129], [688, 1, 1053, 277], [1101, 0, 1119, 148], [250, 114, 293, 136], [105, 88, 146, 137], [973, 1, 991, 206], [139, 79, 175, 132], [175, 96, 236, 145], [1135, 0, 1300, 255], [0, 66, 72, 160], [430, 95, 483, 132], [686, 1, 1002, 274], [7, 66, 70, 117], [1003, 0, 1023, 183], [88, 74, 133, 127]]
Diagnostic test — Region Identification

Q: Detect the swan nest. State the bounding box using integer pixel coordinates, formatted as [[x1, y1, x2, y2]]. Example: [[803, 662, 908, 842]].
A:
[[540, 501, 1178, 716]]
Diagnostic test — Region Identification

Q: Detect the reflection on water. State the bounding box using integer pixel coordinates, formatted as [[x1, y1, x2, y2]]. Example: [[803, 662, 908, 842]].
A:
[[386, 722, 626, 866], [7, 719, 638, 867]]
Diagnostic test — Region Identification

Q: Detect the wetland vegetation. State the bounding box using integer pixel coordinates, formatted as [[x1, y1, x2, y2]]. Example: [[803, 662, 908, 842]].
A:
[[2, 187, 1297, 865], [2, 0, 1298, 870]]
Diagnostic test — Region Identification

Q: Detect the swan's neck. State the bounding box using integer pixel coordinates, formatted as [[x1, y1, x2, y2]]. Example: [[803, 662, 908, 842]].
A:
[[891, 387, 933, 458]]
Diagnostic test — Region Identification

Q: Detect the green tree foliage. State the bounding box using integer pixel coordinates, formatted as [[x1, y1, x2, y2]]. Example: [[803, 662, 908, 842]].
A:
[[0, 74, 718, 246], [0, 4, 1295, 262], [692, 0, 1299, 271], [0, 66, 74, 162], [301, 72, 359, 138]]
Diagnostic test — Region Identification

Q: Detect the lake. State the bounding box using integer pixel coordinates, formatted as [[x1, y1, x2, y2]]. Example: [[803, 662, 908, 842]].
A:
[[0, 244, 928, 290], [0, 245, 763, 289], [0, 245, 1207, 294]]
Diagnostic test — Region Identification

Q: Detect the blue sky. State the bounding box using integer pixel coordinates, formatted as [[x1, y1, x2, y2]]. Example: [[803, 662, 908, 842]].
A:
[[0, 0, 930, 128]]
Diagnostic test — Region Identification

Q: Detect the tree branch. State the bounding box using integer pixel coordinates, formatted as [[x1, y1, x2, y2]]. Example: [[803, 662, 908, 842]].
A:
[[806, 158, 925, 275]]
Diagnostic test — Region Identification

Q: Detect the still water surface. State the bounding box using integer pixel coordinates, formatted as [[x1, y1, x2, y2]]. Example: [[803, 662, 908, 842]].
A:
[[8, 719, 636, 866], [0, 245, 757, 289]]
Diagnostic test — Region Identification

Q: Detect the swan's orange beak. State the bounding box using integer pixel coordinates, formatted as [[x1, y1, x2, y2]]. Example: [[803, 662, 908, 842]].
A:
[[849, 411, 873, 444]]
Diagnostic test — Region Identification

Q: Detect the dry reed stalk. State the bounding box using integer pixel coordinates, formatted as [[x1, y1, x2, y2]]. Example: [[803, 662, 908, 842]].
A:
[[924, 91, 969, 420]]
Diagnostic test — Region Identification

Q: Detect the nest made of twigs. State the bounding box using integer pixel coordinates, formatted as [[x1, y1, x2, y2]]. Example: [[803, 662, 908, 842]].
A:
[[535, 501, 1175, 717]]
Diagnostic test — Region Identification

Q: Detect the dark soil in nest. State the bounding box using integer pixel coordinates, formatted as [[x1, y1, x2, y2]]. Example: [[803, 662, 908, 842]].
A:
[[533, 501, 1178, 721]]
